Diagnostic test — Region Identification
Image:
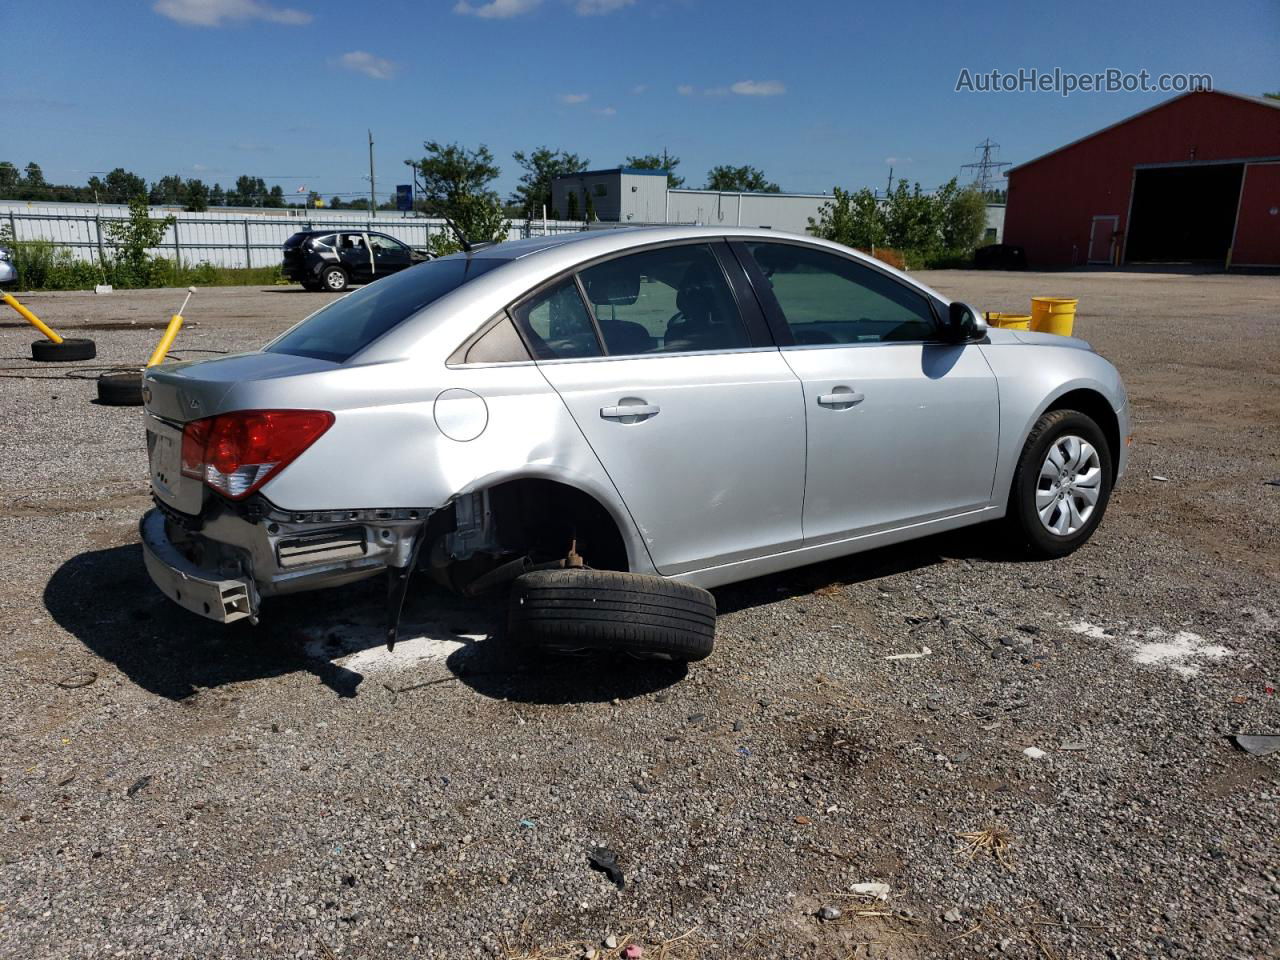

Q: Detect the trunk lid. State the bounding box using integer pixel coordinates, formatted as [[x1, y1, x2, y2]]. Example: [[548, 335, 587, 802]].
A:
[[142, 351, 338, 424]]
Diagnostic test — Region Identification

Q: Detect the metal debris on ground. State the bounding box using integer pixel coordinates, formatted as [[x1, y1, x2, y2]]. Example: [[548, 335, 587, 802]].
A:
[[126, 775, 152, 798], [1231, 734, 1280, 757], [817, 905, 842, 921], [884, 645, 932, 661], [587, 847, 625, 889]]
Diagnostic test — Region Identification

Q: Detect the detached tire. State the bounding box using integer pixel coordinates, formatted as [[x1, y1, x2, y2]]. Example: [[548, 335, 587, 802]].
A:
[[97, 370, 144, 406], [508, 569, 716, 662], [32, 337, 96, 362]]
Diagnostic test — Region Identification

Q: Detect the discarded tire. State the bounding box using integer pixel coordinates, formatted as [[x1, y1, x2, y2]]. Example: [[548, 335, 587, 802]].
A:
[[31, 337, 96, 362], [97, 370, 144, 406], [508, 569, 716, 662]]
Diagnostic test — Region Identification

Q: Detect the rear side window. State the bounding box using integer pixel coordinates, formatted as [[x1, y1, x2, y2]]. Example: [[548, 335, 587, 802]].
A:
[[266, 257, 503, 362], [578, 243, 749, 356], [746, 242, 936, 344], [512, 279, 602, 360]]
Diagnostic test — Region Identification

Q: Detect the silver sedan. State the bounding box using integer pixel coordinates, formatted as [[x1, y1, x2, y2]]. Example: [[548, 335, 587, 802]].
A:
[[140, 226, 1129, 637]]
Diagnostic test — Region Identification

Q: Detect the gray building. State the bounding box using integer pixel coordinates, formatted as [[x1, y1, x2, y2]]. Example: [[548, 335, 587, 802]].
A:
[[551, 168, 1005, 242], [550, 167, 669, 223]]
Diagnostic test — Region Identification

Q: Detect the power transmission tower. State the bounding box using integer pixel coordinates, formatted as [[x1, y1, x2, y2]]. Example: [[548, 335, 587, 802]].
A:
[[960, 138, 1011, 195]]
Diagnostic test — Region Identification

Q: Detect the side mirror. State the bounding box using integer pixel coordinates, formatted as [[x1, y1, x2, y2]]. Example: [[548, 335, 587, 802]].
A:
[[948, 301, 988, 342]]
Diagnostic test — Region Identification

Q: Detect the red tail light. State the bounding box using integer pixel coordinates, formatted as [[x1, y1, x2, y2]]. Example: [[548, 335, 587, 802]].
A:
[[180, 410, 334, 500]]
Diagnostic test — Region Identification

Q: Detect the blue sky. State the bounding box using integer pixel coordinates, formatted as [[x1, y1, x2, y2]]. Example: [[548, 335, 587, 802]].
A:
[[7, 0, 1278, 203]]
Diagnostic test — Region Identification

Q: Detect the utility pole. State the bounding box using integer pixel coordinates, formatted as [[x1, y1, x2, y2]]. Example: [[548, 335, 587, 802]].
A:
[[368, 130, 376, 218], [886, 166, 894, 196]]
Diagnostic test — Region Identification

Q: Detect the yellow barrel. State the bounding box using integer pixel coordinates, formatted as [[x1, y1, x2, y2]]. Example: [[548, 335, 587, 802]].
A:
[[985, 312, 1032, 330], [1030, 297, 1078, 336]]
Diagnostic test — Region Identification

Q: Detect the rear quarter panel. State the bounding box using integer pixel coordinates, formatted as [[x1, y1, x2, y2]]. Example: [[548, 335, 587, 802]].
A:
[[231, 358, 657, 575]]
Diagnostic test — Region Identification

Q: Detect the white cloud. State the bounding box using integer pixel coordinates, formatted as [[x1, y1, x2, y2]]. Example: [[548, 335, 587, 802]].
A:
[[453, 0, 540, 18], [574, 0, 634, 14], [153, 0, 310, 26], [593, 105, 617, 115], [884, 156, 914, 165], [731, 79, 785, 96], [337, 50, 398, 80], [631, 84, 648, 95], [676, 84, 695, 96], [558, 92, 590, 104]]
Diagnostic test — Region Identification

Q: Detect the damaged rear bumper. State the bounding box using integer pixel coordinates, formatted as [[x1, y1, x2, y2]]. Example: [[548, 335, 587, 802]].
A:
[[140, 509, 258, 623], [140, 502, 434, 624]]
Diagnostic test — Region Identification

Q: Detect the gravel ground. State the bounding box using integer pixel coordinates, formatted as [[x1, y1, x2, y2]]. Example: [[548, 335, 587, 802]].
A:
[[0, 271, 1277, 960]]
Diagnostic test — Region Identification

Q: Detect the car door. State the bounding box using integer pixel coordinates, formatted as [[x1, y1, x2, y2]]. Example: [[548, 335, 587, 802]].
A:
[[736, 240, 999, 545], [338, 232, 374, 281], [369, 233, 412, 275], [515, 241, 806, 576]]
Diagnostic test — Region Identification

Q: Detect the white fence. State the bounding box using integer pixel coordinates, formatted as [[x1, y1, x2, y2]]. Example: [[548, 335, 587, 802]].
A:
[[0, 202, 590, 269]]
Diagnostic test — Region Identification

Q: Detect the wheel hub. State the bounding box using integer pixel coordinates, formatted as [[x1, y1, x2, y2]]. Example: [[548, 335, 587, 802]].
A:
[[1035, 434, 1102, 536]]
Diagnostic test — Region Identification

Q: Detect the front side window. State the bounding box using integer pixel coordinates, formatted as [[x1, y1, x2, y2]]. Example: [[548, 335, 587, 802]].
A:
[[266, 256, 503, 363], [512, 279, 602, 360], [745, 242, 936, 345], [368, 234, 407, 253], [578, 243, 749, 356]]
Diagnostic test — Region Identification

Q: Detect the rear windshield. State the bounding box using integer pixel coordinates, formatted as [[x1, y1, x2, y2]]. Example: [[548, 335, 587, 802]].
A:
[[265, 257, 504, 363], [283, 233, 309, 248]]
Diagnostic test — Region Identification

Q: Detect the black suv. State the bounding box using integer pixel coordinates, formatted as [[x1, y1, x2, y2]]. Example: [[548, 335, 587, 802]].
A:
[[282, 230, 430, 291]]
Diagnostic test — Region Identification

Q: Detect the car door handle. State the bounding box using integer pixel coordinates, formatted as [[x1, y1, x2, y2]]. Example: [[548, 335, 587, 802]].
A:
[[600, 403, 660, 420], [817, 391, 864, 408]]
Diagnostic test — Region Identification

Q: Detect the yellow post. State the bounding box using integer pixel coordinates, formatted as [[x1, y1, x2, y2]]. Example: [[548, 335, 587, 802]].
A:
[[146, 314, 185, 367], [2, 291, 64, 344]]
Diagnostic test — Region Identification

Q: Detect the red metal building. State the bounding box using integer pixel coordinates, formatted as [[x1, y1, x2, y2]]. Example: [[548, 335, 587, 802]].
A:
[[1003, 91, 1280, 268]]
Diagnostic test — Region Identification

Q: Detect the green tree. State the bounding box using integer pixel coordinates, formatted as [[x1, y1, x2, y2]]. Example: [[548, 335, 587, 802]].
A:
[[1264, 91, 1280, 100], [183, 179, 210, 212], [0, 162, 19, 192], [936, 179, 987, 253], [265, 184, 286, 208], [705, 164, 780, 192], [104, 196, 175, 286], [150, 174, 185, 205], [406, 141, 508, 252], [99, 168, 148, 204], [624, 150, 684, 188], [23, 162, 46, 188], [808, 187, 885, 250], [510, 146, 590, 218], [565, 189, 579, 221], [209, 183, 226, 206], [584, 190, 596, 222], [229, 175, 268, 207]]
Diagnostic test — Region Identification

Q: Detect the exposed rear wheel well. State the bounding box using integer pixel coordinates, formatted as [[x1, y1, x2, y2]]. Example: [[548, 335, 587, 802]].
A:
[[1044, 389, 1121, 480], [428, 478, 630, 592]]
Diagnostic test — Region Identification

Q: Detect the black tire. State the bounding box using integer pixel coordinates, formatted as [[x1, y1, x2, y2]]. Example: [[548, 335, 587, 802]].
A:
[[321, 266, 348, 292], [1007, 409, 1113, 558], [508, 569, 716, 662], [97, 370, 144, 406], [31, 337, 96, 362]]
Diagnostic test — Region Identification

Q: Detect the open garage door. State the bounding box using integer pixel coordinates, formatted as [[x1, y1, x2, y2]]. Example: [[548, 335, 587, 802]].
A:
[[1126, 163, 1243, 264]]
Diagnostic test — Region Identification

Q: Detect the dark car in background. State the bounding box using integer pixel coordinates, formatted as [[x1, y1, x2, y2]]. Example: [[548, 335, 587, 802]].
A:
[[282, 229, 430, 292]]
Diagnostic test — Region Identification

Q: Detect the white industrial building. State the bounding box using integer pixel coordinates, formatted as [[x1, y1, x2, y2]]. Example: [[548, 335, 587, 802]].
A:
[[552, 168, 1004, 240]]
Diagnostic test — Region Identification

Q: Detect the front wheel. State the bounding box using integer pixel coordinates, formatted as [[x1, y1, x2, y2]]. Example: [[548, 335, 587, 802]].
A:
[[1007, 409, 1113, 558]]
